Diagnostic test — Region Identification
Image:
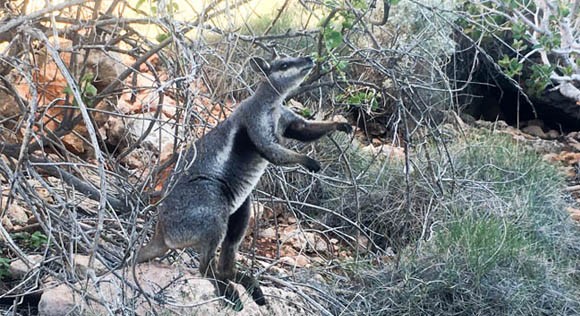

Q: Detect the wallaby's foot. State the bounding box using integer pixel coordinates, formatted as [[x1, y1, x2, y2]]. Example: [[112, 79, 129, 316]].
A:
[[236, 271, 267, 306], [249, 287, 266, 306], [336, 122, 353, 134], [302, 156, 321, 172], [136, 232, 169, 263]]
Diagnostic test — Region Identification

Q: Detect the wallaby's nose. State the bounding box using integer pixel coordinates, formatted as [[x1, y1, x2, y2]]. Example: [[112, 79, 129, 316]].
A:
[[304, 56, 314, 64]]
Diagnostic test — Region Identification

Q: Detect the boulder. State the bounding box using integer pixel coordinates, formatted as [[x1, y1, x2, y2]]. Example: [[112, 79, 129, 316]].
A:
[[1, 197, 29, 226], [522, 125, 546, 138], [9, 254, 44, 279], [38, 262, 311, 316]]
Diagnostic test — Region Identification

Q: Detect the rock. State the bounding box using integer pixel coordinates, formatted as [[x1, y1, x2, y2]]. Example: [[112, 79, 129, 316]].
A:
[[105, 112, 178, 154], [38, 262, 310, 316], [259, 227, 277, 239], [1, 216, 13, 232], [545, 129, 560, 139], [361, 144, 405, 162], [357, 235, 370, 252], [524, 119, 545, 129], [71, 255, 108, 279], [459, 112, 476, 125], [366, 122, 387, 136], [521, 125, 546, 138], [566, 207, 580, 222], [331, 115, 348, 123], [371, 138, 383, 147], [280, 255, 310, 268], [9, 254, 43, 279], [37, 284, 79, 316], [304, 232, 329, 254], [474, 120, 509, 130], [294, 255, 310, 267], [1, 197, 29, 226]]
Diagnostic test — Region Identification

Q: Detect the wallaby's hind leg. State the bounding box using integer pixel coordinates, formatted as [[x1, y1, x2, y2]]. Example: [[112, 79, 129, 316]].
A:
[[219, 198, 266, 306], [136, 223, 169, 263], [197, 226, 243, 310]]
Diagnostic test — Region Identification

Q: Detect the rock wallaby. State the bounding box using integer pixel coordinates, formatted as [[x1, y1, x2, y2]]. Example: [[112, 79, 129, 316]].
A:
[[136, 55, 353, 309]]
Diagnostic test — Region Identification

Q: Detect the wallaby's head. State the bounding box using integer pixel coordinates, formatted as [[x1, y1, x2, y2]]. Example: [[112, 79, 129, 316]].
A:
[[250, 56, 314, 95]]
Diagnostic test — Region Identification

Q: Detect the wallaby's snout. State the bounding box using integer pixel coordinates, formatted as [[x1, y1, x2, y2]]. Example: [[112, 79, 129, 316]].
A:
[[300, 57, 314, 73]]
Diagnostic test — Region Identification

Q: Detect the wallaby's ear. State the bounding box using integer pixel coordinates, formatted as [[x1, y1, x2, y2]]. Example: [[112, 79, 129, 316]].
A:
[[249, 57, 271, 75]]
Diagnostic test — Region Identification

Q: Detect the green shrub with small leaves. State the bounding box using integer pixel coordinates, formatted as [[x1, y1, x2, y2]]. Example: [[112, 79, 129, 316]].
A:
[[0, 257, 10, 279], [459, 0, 580, 101], [319, 131, 580, 315]]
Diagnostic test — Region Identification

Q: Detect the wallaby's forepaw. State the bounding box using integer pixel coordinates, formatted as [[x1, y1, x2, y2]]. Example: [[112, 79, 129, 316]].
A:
[[303, 157, 321, 172], [250, 287, 267, 306], [336, 122, 353, 134]]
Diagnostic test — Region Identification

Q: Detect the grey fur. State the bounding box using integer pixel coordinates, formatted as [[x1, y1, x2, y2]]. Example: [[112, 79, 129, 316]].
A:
[[136, 56, 353, 309]]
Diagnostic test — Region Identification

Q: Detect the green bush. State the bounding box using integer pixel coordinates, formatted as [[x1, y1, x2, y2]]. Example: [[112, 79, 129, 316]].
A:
[[322, 131, 580, 315]]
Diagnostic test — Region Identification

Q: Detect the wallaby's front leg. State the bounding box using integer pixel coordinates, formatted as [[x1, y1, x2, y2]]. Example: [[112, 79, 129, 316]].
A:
[[280, 107, 353, 142], [247, 125, 321, 172]]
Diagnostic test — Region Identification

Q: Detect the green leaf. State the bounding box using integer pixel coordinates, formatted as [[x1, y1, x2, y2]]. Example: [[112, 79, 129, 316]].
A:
[[84, 83, 98, 97], [561, 65, 574, 76], [558, 4, 570, 17], [498, 55, 511, 68], [81, 72, 95, 83], [323, 0, 340, 9], [0, 257, 10, 279], [389, 0, 401, 4], [156, 33, 170, 43], [324, 29, 343, 50], [63, 86, 73, 95], [136, 0, 146, 9], [336, 60, 349, 71], [512, 22, 526, 40], [300, 108, 312, 117], [30, 231, 47, 248]]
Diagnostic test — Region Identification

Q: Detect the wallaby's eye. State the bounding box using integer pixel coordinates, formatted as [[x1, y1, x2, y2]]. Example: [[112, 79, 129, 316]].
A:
[[280, 63, 289, 70]]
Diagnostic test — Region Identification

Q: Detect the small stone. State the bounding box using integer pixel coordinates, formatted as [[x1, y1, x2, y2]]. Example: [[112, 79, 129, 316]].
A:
[[259, 227, 276, 239], [522, 125, 545, 138], [459, 113, 476, 125], [9, 255, 44, 278], [495, 120, 509, 129], [1, 216, 13, 232], [72, 255, 108, 278], [331, 115, 348, 123], [312, 273, 325, 283], [566, 207, 580, 221], [545, 130, 560, 140], [2, 197, 29, 225], [294, 255, 310, 268], [524, 119, 545, 129]]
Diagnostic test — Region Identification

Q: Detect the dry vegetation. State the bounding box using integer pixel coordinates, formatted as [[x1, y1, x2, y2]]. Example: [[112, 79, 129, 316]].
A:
[[0, 0, 579, 315]]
